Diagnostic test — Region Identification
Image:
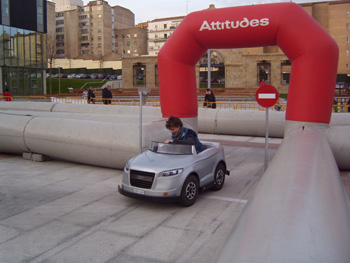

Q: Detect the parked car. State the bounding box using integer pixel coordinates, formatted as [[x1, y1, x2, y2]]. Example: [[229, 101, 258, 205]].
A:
[[78, 73, 88, 79], [118, 141, 229, 206], [90, 73, 98, 79], [109, 75, 118, 80]]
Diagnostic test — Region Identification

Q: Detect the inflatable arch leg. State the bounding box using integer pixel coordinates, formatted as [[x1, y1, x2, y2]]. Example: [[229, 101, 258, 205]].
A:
[[158, 2, 338, 124]]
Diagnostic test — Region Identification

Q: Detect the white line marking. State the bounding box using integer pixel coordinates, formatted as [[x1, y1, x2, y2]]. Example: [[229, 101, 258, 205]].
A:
[[258, 93, 276, 99], [205, 195, 248, 203]]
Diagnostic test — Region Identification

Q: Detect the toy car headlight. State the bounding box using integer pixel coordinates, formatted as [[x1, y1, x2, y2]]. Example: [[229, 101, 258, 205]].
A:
[[162, 168, 183, 177], [124, 163, 130, 172]]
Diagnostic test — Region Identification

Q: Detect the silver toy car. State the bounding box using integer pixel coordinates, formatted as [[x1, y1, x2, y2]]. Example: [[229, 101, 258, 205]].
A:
[[118, 141, 229, 206]]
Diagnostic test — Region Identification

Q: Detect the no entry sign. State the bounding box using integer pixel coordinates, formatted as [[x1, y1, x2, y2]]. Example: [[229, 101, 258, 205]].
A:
[[255, 84, 279, 108]]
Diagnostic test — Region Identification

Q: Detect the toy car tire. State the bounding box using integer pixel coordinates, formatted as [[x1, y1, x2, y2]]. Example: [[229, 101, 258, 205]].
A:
[[178, 175, 199, 207], [212, 163, 226, 191]]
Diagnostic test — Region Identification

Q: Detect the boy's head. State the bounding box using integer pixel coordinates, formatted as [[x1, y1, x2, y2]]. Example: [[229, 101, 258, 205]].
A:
[[165, 116, 183, 136]]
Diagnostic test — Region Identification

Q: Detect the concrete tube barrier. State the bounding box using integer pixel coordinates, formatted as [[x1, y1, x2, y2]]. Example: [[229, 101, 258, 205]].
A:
[[51, 102, 162, 117], [198, 109, 286, 137], [23, 117, 168, 169], [0, 114, 32, 153], [216, 123, 350, 262], [1, 104, 350, 170], [0, 101, 57, 112]]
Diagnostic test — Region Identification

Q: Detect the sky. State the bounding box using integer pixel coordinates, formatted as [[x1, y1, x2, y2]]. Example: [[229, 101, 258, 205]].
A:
[[82, 0, 338, 24]]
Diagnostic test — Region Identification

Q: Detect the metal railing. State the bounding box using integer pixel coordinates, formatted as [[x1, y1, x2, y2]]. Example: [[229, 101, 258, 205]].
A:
[[1, 96, 349, 113], [0, 96, 47, 102]]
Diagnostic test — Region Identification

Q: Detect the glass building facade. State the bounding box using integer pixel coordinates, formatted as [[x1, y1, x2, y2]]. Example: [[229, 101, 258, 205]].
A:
[[0, 0, 47, 96]]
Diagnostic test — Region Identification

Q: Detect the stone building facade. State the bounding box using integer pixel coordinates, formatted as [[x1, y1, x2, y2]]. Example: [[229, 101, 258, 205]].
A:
[[122, 1, 350, 93]]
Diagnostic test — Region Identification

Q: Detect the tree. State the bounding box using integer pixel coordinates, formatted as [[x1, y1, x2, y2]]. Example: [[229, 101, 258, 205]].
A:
[[46, 33, 56, 94]]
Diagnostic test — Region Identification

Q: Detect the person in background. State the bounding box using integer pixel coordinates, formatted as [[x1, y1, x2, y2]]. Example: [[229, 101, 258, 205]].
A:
[[88, 86, 95, 104], [208, 89, 216, 109], [3, 89, 12, 101], [203, 89, 210, 107], [82, 89, 88, 99], [102, 85, 113, 105], [164, 116, 206, 153]]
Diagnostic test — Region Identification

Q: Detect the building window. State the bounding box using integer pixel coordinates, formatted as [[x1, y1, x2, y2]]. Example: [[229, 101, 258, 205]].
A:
[[164, 24, 167, 29], [1, 0, 10, 25], [347, 50, 350, 56], [347, 11, 350, 17], [133, 63, 146, 86], [37, 0, 44, 32], [347, 36, 349, 43], [134, 33, 138, 38], [98, 36, 102, 40], [281, 60, 291, 84], [98, 29, 102, 33], [347, 24, 350, 30]]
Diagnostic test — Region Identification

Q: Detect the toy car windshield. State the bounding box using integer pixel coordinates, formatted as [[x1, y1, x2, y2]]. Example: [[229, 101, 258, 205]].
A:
[[149, 141, 195, 155]]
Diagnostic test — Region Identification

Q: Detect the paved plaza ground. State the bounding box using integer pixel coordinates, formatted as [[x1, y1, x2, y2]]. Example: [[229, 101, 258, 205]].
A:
[[0, 134, 348, 263]]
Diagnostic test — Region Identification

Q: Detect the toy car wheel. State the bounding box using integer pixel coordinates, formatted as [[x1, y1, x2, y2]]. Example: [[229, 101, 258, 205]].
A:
[[213, 163, 225, 191], [179, 175, 199, 207]]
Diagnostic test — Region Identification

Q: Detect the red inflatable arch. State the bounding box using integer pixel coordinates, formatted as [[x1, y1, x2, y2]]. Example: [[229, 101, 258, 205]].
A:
[[158, 3, 338, 124]]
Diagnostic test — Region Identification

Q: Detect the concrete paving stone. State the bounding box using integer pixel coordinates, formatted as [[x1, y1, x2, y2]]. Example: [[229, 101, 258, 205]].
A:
[[163, 197, 231, 233], [124, 225, 200, 262], [0, 183, 79, 221], [102, 203, 179, 238], [109, 252, 168, 263], [0, 220, 84, 263], [0, 177, 121, 231], [46, 230, 137, 263], [59, 201, 128, 227], [187, 202, 246, 263], [0, 224, 20, 244]]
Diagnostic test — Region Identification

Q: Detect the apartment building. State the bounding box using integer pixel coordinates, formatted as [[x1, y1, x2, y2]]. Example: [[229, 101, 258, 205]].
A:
[[53, 0, 134, 59], [115, 27, 148, 56], [52, 0, 83, 12], [148, 16, 184, 56]]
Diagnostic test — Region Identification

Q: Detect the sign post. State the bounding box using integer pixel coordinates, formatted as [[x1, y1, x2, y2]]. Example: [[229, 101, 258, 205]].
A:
[[255, 84, 279, 171], [138, 88, 151, 153]]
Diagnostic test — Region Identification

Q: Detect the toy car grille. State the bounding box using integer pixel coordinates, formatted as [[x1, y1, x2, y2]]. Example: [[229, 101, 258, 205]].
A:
[[130, 170, 155, 189]]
